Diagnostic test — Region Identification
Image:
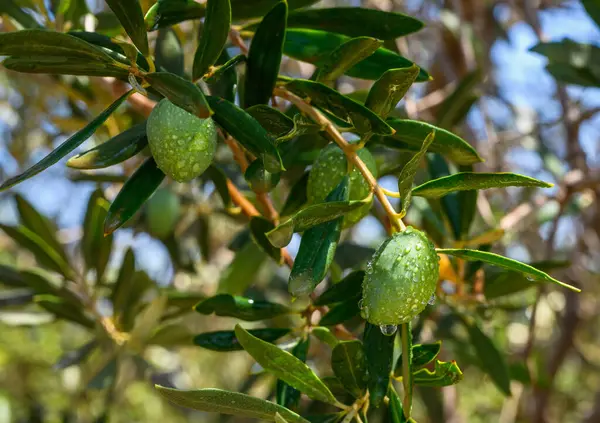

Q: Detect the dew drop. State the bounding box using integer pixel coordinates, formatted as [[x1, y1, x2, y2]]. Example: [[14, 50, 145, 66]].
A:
[[428, 294, 436, 305], [380, 324, 397, 336]]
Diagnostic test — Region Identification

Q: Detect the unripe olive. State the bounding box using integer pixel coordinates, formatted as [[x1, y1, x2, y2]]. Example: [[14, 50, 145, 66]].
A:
[[147, 99, 217, 182], [146, 188, 181, 239], [361, 227, 439, 326], [307, 144, 377, 227], [245, 160, 280, 193]]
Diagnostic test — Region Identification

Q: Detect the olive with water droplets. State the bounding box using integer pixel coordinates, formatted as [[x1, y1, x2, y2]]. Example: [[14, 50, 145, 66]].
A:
[[147, 99, 217, 182], [361, 227, 439, 326]]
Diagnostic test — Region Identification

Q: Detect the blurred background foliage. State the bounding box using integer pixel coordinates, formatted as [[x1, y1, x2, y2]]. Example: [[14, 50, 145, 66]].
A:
[[0, 0, 599, 422]]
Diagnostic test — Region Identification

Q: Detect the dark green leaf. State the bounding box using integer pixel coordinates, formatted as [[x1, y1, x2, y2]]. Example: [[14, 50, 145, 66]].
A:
[[145, 72, 212, 118], [282, 7, 423, 39], [155, 387, 310, 423], [316, 37, 382, 84], [583, 0, 600, 29], [204, 53, 246, 83], [365, 66, 419, 119], [283, 29, 429, 81], [110, 248, 135, 315], [437, 249, 580, 292], [2, 56, 129, 78], [0, 225, 73, 279], [245, 161, 281, 194], [105, 0, 149, 55], [247, 105, 294, 138], [218, 241, 267, 295], [363, 323, 395, 407], [148, 322, 194, 346], [334, 243, 374, 269], [394, 342, 442, 377], [195, 294, 289, 321], [14, 194, 66, 263], [34, 295, 95, 328], [250, 217, 282, 263], [331, 340, 367, 397], [0, 265, 28, 288], [54, 340, 98, 370], [82, 190, 113, 280], [531, 40, 600, 71], [266, 196, 370, 248], [68, 31, 150, 70], [378, 119, 483, 165], [235, 325, 337, 404], [67, 122, 148, 169], [207, 95, 284, 173], [0, 290, 34, 308], [314, 271, 365, 306], [104, 157, 165, 235], [545, 63, 600, 87], [231, 0, 317, 20], [310, 327, 339, 348], [0, 90, 132, 192], [192, 0, 231, 80], [388, 386, 408, 423], [288, 176, 348, 297], [413, 360, 463, 387], [20, 270, 62, 296], [155, 28, 184, 76], [436, 69, 481, 128], [319, 299, 360, 326], [203, 165, 234, 210], [244, 0, 287, 107], [281, 171, 309, 217], [285, 79, 394, 135], [397, 130, 435, 216], [277, 336, 310, 410], [277, 114, 323, 144], [412, 172, 552, 198], [194, 328, 290, 352], [145, 0, 206, 31]]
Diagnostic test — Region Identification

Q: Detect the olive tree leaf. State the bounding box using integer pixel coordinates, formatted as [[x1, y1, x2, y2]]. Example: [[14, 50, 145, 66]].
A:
[[194, 328, 290, 352], [155, 28, 184, 76], [145, 72, 212, 118], [105, 0, 149, 56], [247, 105, 294, 138], [319, 299, 360, 326], [583, 0, 600, 29], [155, 387, 310, 423], [397, 130, 435, 217], [195, 294, 289, 321], [437, 249, 580, 292], [34, 295, 94, 328], [365, 65, 420, 119], [0, 90, 132, 192], [413, 360, 463, 387], [314, 271, 365, 306], [388, 385, 408, 423], [104, 157, 166, 235], [394, 342, 442, 377], [234, 325, 337, 405], [244, 0, 287, 107], [277, 337, 310, 410], [202, 165, 234, 211], [331, 340, 367, 397], [82, 190, 113, 281], [192, 0, 231, 80], [363, 322, 395, 407], [316, 37, 382, 84], [412, 172, 553, 198]]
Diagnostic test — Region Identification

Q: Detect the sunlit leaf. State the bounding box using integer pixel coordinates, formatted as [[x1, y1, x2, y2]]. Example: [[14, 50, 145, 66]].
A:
[[195, 294, 289, 321], [316, 37, 382, 84], [397, 130, 435, 217], [105, 0, 149, 55], [194, 328, 290, 352], [365, 65, 419, 119]]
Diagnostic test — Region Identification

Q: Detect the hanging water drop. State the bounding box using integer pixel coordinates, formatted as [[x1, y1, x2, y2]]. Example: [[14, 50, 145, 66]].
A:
[[379, 324, 398, 336]]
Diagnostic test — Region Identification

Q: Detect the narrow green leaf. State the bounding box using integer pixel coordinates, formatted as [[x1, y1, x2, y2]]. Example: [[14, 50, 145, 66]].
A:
[[218, 241, 267, 295], [155, 28, 184, 76], [394, 342, 442, 377], [231, 0, 317, 20], [245, 161, 281, 194], [204, 53, 246, 83], [438, 249, 580, 292], [34, 295, 95, 328], [105, 0, 149, 55], [288, 176, 348, 297], [277, 337, 310, 410], [194, 328, 290, 352], [104, 157, 165, 235], [365, 66, 420, 119], [544, 63, 600, 87], [281, 171, 309, 217], [317, 37, 382, 84], [388, 386, 408, 423], [378, 119, 483, 165], [281, 7, 423, 39], [0, 265, 28, 288], [82, 190, 113, 280], [129, 294, 169, 347], [145, 72, 212, 118], [14, 194, 66, 263], [266, 197, 370, 248], [583, 0, 600, 29], [310, 327, 339, 348], [0, 290, 34, 308], [2, 56, 129, 78], [283, 29, 429, 82], [145, 0, 206, 31], [244, 1, 287, 107], [203, 165, 234, 210], [397, 130, 435, 216], [413, 360, 463, 387], [67, 122, 147, 169], [155, 387, 311, 423], [68, 31, 150, 70], [285, 79, 394, 135], [363, 323, 395, 407], [235, 325, 337, 404], [54, 340, 98, 370], [110, 248, 136, 316], [314, 271, 365, 306], [247, 105, 294, 139], [331, 341, 367, 397], [195, 294, 288, 321], [0, 225, 73, 279], [531, 40, 600, 71], [148, 322, 194, 346], [206, 95, 284, 173], [412, 172, 552, 198], [319, 299, 360, 326], [192, 0, 231, 80], [250, 217, 282, 263], [0, 90, 132, 192]]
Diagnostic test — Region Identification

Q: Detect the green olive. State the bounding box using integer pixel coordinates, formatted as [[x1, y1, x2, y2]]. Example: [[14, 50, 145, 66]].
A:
[[146, 188, 181, 239], [147, 99, 217, 182], [244, 160, 280, 193], [361, 227, 439, 326], [307, 144, 377, 227]]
